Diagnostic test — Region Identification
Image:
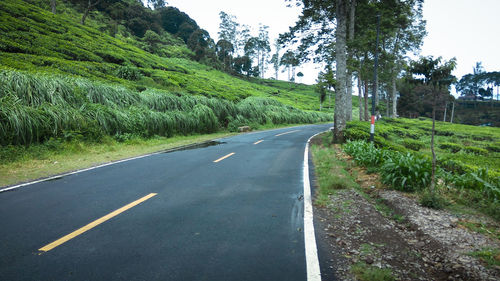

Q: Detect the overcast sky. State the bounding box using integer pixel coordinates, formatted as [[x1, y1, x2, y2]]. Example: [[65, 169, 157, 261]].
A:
[[164, 0, 500, 85]]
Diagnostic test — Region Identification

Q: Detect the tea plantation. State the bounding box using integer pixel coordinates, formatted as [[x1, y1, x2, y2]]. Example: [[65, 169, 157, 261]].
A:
[[343, 118, 500, 219]]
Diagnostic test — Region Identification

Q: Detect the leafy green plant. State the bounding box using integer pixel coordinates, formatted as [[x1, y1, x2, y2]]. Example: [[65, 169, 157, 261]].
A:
[[453, 169, 500, 201], [343, 140, 388, 167], [380, 153, 432, 192]]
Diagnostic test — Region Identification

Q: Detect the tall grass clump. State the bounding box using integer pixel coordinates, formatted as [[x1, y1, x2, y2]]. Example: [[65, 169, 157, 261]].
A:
[[0, 70, 80, 106], [0, 69, 330, 147]]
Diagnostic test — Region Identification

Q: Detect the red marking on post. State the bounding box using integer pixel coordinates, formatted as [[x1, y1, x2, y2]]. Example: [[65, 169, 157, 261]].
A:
[[371, 116, 375, 124]]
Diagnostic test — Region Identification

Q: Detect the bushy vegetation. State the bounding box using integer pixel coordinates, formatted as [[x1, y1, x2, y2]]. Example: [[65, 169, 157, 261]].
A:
[[0, 70, 330, 149], [342, 118, 500, 219]]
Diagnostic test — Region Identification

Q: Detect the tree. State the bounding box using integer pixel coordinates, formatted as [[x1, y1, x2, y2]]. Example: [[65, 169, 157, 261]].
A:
[[77, 0, 102, 25], [188, 29, 215, 63], [280, 50, 299, 82], [410, 56, 456, 191], [233, 55, 252, 76], [270, 40, 281, 80], [216, 39, 234, 72], [218, 11, 240, 53], [257, 24, 271, 78], [346, 0, 356, 121], [316, 77, 328, 111], [456, 63, 500, 101], [297, 72, 304, 83], [145, 0, 167, 9]]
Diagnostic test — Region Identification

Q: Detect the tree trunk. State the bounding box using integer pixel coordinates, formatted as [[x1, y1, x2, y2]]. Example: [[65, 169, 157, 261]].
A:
[[443, 102, 447, 122], [358, 77, 363, 121], [345, 0, 356, 121], [80, 0, 92, 25], [333, 0, 348, 143], [386, 91, 390, 117], [81, 9, 89, 25], [390, 72, 397, 117], [51, 0, 56, 14], [364, 80, 369, 121], [450, 102, 455, 123]]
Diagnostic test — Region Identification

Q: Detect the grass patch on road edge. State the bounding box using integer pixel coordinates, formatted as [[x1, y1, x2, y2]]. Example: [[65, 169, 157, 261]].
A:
[[310, 132, 358, 206], [351, 262, 395, 281], [0, 132, 234, 188]]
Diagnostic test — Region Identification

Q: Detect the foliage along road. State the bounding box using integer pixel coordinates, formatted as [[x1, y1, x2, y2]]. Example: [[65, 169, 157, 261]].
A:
[[0, 124, 331, 281]]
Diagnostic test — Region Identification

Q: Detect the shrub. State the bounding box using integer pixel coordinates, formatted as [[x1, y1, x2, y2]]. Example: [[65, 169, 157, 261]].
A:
[[344, 128, 370, 141], [438, 158, 468, 174], [464, 146, 488, 155], [486, 144, 500, 153], [115, 65, 142, 81], [402, 139, 425, 151], [439, 142, 462, 153], [435, 129, 454, 136], [419, 190, 449, 210]]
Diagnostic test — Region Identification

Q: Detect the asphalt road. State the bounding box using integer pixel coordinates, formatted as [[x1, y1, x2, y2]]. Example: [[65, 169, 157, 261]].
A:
[[0, 124, 331, 281]]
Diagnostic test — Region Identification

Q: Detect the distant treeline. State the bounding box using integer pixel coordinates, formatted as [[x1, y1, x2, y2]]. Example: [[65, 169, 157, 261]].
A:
[[25, 0, 224, 67]]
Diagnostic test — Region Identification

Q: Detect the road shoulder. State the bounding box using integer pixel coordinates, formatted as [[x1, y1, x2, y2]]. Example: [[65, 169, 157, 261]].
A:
[[310, 135, 500, 281]]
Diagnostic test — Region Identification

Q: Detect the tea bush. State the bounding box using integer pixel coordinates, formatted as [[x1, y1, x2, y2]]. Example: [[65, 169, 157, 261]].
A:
[[464, 146, 488, 155], [439, 142, 462, 153], [402, 139, 425, 151]]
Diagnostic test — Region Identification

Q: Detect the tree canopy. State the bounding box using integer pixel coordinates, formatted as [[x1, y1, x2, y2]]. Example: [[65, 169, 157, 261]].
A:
[[281, 0, 426, 141]]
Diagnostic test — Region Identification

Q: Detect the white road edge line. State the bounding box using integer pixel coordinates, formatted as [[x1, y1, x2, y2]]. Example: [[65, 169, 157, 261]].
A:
[[303, 131, 325, 281]]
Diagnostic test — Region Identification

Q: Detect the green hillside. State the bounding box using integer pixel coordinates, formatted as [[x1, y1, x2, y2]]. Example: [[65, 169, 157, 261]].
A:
[[0, 0, 333, 151], [0, 0, 327, 109]]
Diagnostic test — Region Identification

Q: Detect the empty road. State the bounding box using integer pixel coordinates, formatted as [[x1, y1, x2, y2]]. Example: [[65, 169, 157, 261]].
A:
[[0, 124, 330, 281]]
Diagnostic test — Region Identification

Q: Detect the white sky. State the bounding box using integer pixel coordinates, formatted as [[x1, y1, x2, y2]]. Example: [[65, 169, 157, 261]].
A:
[[164, 0, 500, 85], [420, 0, 500, 79]]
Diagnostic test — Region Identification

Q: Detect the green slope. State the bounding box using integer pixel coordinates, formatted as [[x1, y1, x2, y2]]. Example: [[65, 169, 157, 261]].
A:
[[0, 0, 328, 111], [0, 0, 333, 149]]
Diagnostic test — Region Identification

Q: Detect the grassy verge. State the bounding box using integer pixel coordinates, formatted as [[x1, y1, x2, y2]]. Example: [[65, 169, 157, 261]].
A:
[[351, 262, 395, 281], [310, 132, 358, 206], [310, 133, 396, 280], [468, 248, 500, 268], [0, 132, 234, 188], [1, 122, 323, 188]]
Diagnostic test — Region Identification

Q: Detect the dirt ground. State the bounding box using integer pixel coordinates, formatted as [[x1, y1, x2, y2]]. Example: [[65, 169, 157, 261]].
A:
[[311, 141, 500, 281]]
